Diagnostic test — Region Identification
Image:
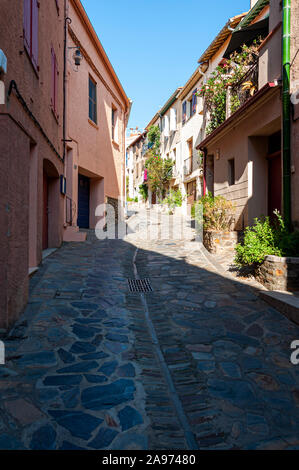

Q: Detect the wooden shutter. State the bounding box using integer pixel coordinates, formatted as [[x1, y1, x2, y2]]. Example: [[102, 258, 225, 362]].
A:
[[31, 0, 39, 70], [23, 0, 31, 54], [51, 47, 55, 108], [182, 101, 186, 124], [55, 54, 58, 115], [192, 89, 197, 115]]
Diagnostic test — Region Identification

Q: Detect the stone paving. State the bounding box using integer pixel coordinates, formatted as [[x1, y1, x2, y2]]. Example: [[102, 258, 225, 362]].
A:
[[0, 212, 299, 450]]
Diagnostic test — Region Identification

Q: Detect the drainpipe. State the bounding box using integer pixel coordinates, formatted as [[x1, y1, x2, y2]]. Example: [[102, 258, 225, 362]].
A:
[[282, 0, 292, 230], [202, 147, 207, 196], [63, 4, 72, 161]]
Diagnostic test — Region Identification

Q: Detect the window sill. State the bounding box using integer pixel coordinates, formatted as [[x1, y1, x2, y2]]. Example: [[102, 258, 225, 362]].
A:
[[88, 118, 98, 129]]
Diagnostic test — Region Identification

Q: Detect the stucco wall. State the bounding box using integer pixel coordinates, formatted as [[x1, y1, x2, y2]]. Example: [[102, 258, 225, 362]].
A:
[[0, 0, 64, 328], [66, 0, 127, 228], [205, 89, 281, 230]]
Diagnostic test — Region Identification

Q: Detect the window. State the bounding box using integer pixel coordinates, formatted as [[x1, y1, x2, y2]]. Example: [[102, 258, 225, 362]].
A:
[[51, 47, 59, 117], [228, 158, 235, 186], [192, 89, 197, 115], [89, 76, 97, 124], [112, 106, 117, 141], [23, 0, 39, 72], [182, 101, 187, 125]]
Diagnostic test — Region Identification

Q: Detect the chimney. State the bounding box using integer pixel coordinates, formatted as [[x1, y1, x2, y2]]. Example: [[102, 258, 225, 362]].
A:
[[250, 0, 259, 8]]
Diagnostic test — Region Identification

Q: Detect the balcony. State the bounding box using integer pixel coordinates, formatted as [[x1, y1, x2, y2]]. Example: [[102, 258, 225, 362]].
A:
[[228, 61, 259, 118]]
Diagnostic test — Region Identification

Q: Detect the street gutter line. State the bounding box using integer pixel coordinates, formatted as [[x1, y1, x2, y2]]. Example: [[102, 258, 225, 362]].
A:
[[132, 246, 199, 451]]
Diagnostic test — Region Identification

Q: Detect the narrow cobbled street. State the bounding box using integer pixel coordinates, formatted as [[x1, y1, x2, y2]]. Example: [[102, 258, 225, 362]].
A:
[[1, 212, 299, 450]]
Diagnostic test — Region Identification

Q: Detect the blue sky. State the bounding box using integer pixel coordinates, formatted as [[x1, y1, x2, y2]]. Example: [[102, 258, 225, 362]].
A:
[[81, 0, 250, 132]]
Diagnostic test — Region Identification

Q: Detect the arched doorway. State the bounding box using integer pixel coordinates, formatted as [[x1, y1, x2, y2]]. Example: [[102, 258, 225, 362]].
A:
[[43, 159, 60, 250]]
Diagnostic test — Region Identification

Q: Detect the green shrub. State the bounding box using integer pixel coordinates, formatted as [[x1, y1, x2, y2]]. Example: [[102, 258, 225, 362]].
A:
[[235, 216, 283, 266], [139, 183, 148, 201], [194, 193, 235, 231], [164, 189, 184, 213], [235, 210, 299, 267]]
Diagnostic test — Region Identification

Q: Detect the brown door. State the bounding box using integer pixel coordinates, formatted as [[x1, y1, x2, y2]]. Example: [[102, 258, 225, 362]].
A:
[[43, 172, 49, 250], [152, 192, 156, 205], [187, 181, 196, 206], [268, 151, 282, 218]]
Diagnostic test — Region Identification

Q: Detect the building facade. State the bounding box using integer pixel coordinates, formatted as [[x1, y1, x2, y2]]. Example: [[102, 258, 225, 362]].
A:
[[0, 0, 65, 328], [0, 0, 129, 329], [196, 0, 295, 231], [64, 0, 130, 238]]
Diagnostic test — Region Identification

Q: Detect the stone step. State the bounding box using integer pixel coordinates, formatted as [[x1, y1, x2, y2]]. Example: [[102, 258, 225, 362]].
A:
[[259, 290, 299, 325]]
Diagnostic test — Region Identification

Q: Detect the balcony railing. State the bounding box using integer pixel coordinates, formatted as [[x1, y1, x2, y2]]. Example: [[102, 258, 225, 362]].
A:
[[229, 61, 259, 117]]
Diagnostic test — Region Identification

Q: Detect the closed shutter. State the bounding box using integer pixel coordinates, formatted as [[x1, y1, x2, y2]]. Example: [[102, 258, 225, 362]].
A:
[[31, 0, 39, 70], [23, 0, 31, 54], [55, 54, 58, 114], [51, 47, 55, 108], [170, 107, 177, 132], [192, 89, 197, 115], [182, 101, 186, 124], [164, 115, 169, 137]]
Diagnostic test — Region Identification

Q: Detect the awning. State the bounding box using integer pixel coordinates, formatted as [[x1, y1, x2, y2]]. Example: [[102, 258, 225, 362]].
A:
[[223, 17, 269, 59]]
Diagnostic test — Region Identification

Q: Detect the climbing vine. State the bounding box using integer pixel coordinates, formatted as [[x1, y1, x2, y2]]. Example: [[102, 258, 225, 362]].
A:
[[198, 40, 263, 135], [145, 125, 174, 193]]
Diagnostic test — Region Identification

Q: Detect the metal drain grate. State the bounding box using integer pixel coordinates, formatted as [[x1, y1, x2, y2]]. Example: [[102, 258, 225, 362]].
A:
[[55, 290, 84, 300], [128, 278, 153, 293]]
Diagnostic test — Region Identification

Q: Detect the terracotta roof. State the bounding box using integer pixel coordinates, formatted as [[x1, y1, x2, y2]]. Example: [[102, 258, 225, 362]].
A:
[[197, 13, 247, 64], [126, 132, 147, 150], [234, 0, 269, 31], [178, 68, 202, 101], [160, 88, 182, 116]]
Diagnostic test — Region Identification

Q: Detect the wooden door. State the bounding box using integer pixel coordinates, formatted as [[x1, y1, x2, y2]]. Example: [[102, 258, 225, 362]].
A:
[[268, 151, 282, 218], [42, 172, 49, 250], [187, 180, 196, 206], [77, 174, 90, 228]]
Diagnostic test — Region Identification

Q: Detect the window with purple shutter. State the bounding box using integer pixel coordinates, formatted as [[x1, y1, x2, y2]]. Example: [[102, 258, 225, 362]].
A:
[[23, 0, 39, 72], [55, 0, 60, 14], [51, 47, 58, 116], [192, 89, 197, 115], [23, 0, 31, 54], [182, 101, 187, 125]]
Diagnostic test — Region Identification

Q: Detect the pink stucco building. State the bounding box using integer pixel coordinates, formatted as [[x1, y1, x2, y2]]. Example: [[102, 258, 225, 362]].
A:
[[0, 0, 65, 329], [64, 0, 131, 240], [0, 0, 130, 329]]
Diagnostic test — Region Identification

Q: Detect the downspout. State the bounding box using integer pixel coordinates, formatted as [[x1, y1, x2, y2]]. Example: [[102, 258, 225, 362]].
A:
[[63, 7, 72, 161], [282, 0, 291, 229], [202, 147, 207, 196]]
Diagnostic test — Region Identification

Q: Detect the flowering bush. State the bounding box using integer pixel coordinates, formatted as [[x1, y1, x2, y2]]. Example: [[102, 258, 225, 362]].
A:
[[144, 125, 174, 193], [198, 41, 262, 134]]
